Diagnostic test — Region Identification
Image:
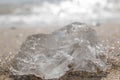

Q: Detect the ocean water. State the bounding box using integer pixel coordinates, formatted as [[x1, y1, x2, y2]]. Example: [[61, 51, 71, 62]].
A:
[[0, 0, 120, 28]]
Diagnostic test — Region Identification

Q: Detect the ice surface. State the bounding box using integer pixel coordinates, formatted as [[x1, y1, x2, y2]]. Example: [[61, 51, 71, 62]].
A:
[[11, 22, 107, 79]]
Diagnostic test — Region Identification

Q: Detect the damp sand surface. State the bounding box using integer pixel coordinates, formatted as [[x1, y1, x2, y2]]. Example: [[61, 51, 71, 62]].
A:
[[0, 23, 120, 80]]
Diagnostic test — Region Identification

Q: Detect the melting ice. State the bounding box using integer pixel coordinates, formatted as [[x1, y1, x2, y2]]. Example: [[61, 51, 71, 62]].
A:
[[11, 22, 107, 79]]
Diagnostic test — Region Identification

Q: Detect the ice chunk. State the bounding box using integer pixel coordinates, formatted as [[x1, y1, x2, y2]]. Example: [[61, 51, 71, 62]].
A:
[[11, 22, 107, 79]]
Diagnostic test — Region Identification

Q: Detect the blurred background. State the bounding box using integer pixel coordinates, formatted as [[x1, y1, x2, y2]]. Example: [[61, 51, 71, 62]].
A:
[[0, 0, 120, 28]]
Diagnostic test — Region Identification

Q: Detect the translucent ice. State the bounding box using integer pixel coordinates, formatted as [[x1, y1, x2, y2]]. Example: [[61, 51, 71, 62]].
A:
[[11, 22, 107, 79]]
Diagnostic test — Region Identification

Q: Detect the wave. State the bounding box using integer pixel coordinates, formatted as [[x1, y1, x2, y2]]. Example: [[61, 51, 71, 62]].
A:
[[0, 0, 120, 27]]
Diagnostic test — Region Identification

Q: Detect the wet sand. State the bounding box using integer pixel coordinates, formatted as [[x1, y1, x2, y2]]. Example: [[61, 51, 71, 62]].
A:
[[0, 23, 120, 80], [95, 23, 120, 80]]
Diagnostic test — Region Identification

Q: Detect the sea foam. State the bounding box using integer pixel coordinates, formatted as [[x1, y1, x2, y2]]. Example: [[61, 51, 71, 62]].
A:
[[0, 0, 120, 28]]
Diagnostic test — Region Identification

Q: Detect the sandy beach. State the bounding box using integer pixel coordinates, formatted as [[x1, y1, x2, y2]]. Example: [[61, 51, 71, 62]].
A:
[[0, 23, 120, 80]]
